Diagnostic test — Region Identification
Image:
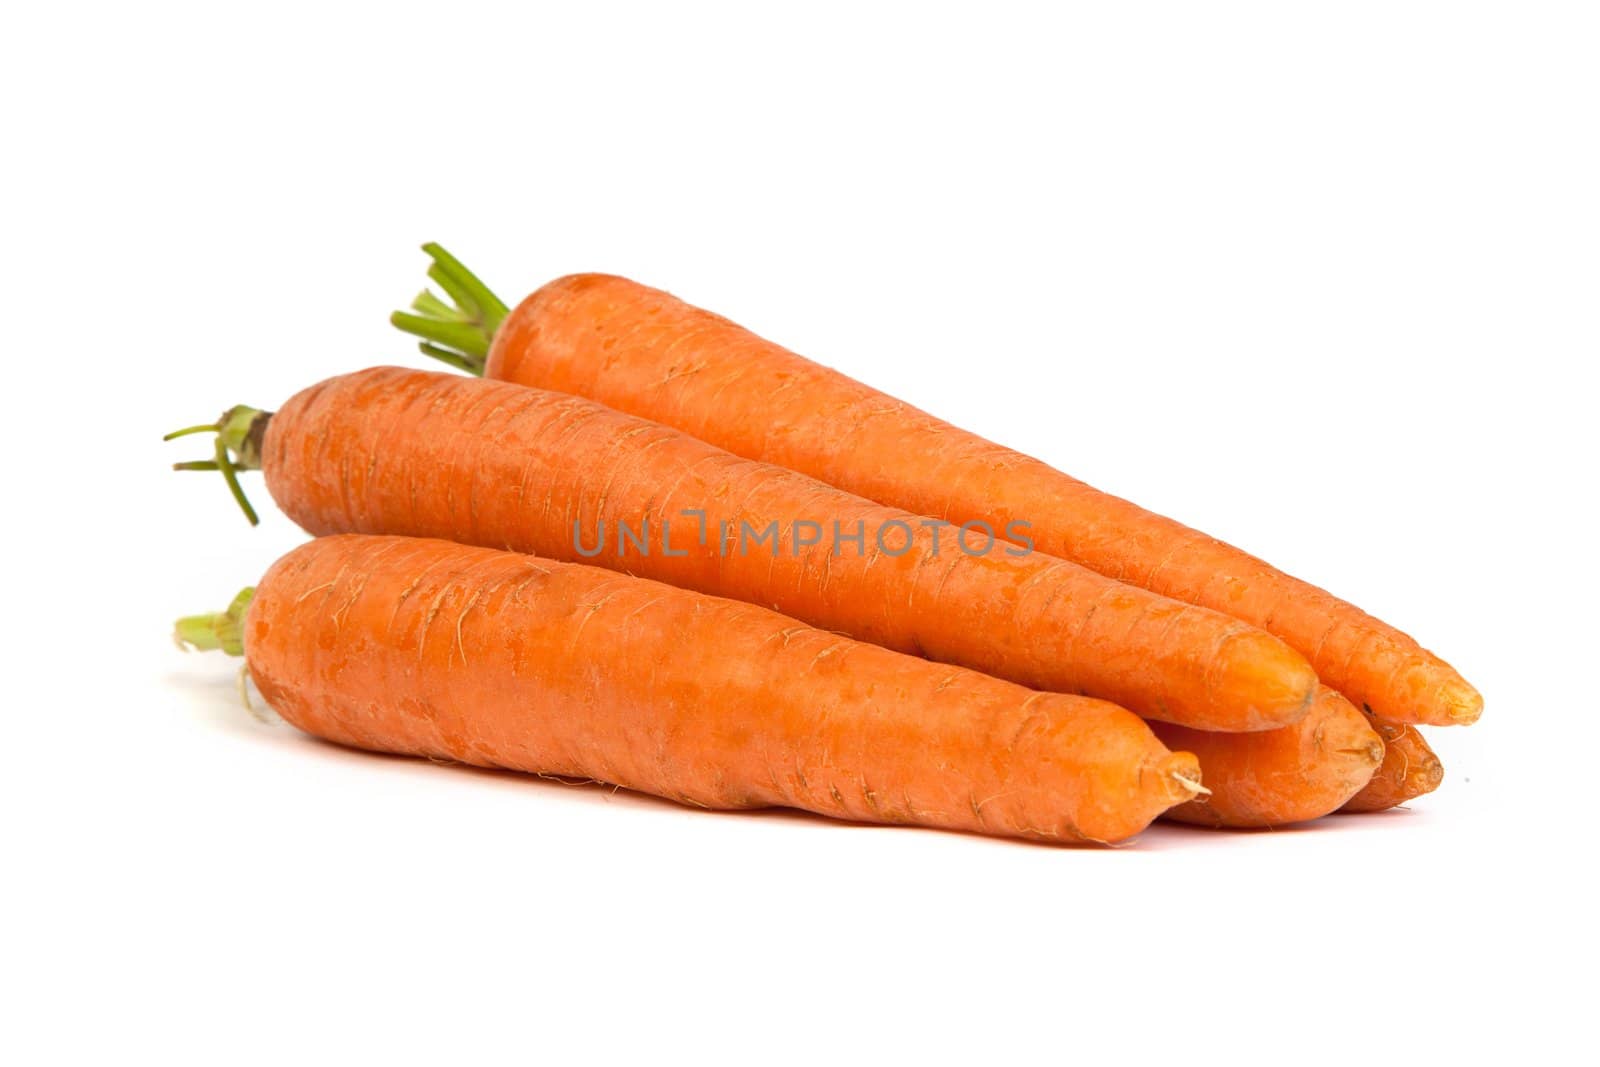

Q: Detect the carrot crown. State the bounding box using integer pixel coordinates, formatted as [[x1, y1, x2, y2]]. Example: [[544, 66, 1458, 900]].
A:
[[174, 587, 254, 657], [163, 405, 272, 525], [389, 242, 509, 375]]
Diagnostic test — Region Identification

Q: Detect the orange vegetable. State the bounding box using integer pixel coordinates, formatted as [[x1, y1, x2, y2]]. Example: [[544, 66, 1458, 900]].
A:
[[1149, 687, 1384, 828], [177, 534, 1205, 845], [391, 248, 1480, 729], [170, 367, 1318, 732], [1341, 714, 1444, 813]]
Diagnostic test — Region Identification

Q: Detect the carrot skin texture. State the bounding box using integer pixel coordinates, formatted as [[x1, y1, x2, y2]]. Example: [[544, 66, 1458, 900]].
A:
[[486, 274, 1480, 727], [243, 535, 1201, 845], [1149, 687, 1384, 828], [260, 367, 1317, 732], [1340, 714, 1444, 813]]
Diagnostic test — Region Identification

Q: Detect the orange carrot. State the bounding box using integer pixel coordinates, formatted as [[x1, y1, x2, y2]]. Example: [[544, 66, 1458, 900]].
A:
[[1341, 714, 1444, 813], [176, 534, 1205, 844], [390, 247, 1480, 728], [168, 367, 1318, 732], [1149, 687, 1383, 828]]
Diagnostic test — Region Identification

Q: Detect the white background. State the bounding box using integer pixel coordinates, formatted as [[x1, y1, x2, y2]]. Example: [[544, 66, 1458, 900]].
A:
[[5, 2, 1596, 1062]]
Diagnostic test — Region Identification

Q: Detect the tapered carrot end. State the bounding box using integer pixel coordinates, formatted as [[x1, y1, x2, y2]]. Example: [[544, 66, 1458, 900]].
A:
[[1419, 752, 1445, 793], [1209, 628, 1320, 731], [1160, 751, 1207, 805], [1441, 678, 1484, 725], [1388, 663, 1483, 726], [1073, 749, 1207, 845], [1340, 722, 1444, 813], [1159, 688, 1384, 828]]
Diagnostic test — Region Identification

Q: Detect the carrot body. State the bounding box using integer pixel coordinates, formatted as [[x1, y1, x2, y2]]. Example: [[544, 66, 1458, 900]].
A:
[[260, 367, 1317, 732], [243, 535, 1202, 844], [1149, 687, 1383, 827], [1341, 714, 1444, 813], [485, 274, 1480, 727]]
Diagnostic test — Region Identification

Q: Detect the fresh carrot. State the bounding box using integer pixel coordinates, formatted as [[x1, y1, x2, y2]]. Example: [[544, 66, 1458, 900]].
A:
[[1148, 687, 1384, 828], [1340, 713, 1444, 813], [176, 534, 1205, 845], [168, 367, 1318, 732], [390, 246, 1481, 728]]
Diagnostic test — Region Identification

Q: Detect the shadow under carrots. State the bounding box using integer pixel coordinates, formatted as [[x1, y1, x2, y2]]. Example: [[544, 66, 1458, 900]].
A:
[[165, 666, 1435, 853]]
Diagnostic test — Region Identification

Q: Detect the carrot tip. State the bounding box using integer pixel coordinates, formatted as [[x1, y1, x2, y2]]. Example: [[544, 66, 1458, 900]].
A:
[[1447, 694, 1485, 725], [1159, 751, 1208, 804], [1209, 629, 1320, 730]]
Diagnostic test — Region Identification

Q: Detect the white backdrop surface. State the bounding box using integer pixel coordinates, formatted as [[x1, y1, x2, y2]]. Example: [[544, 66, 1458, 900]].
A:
[[4, 3, 1595, 1063]]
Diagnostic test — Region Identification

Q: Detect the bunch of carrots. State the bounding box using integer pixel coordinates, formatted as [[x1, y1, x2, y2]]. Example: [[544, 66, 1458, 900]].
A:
[[169, 244, 1477, 845]]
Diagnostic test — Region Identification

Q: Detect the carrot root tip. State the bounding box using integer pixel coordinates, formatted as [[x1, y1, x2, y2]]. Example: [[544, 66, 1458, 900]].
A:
[[1447, 694, 1485, 725]]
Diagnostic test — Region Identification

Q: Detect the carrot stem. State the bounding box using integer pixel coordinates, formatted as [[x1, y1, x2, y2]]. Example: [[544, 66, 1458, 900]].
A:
[[163, 423, 219, 441], [214, 439, 259, 526], [163, 407, 272, 526], [390, 242, 509, 375], [410, 289, 461, 321], [415, 341, 481, 374], [390, 312, 491, 358], [174, 587, 254, 656], [427, 263, 482, 318], [423, 242, 509, 329]]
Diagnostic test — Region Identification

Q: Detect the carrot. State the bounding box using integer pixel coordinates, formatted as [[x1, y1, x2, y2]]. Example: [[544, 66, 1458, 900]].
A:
[[1148, 687, 1384, 828], [176, 534, 1205, 845], [1340, 713, 1444, 813], [390, 246, 1481, 728], [168, 367, 1318, 732]]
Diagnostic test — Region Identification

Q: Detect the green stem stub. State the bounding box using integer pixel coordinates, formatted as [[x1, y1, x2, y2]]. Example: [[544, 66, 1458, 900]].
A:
[[164, 406, 272, 525], [390, 242, 510, 375], [174, 587, 255, 657]]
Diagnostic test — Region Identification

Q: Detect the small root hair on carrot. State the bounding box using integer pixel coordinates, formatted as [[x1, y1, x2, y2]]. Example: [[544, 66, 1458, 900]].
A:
[[237, 665, 271, 724]]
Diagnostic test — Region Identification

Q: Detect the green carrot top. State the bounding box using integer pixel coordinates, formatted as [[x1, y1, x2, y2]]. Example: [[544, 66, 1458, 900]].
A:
[[389, 242, 511, 375]]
